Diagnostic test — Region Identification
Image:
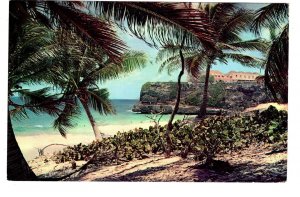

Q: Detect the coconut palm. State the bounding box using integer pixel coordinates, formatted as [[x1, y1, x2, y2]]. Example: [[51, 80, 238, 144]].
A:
[[52, 35, 147, 139], [8, 0, 128, 180], [251, 4, 288, 103], [8, 22, 68, 180], [158, 3, 269, 119], [9, 20, 147, 179]]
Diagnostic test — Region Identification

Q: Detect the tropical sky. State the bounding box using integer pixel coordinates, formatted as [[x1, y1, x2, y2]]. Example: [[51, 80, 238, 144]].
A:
[[26, 3, 271, 99]]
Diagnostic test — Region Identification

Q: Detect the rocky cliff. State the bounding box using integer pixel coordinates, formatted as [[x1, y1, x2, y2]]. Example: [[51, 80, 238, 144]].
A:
[[132, 82, 272, 114]]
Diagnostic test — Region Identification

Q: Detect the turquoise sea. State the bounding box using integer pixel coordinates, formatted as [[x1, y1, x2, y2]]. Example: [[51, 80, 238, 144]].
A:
[[11, 98, 187, 136]]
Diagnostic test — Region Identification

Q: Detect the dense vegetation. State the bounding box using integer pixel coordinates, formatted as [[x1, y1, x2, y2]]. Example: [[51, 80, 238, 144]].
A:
[[53, 106, 287, 165], [185, 82, 226, 107]]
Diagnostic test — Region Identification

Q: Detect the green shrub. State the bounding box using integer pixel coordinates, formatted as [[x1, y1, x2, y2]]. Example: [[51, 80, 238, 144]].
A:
[[185, 91, 201, 105], [169, 88, 177, 99], [207, 82, 226, 107], [52, 106, 287, 166], [141, 82, 152, 92]]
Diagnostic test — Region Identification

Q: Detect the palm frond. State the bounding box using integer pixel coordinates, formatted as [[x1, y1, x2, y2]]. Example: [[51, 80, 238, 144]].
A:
[[87, 88, 115, 115], [9, 106, 29, 121], [45, 1, 127, 62], [220, 9, 254, 43], [223, 53, 264, 67], [157, 51, 198, 75], [118, 51, 148, 72], [251, 3, 288, 35], [16, 88, 61, 117], [198, 3, 236, 29], [224, 39, 270, 52], [95, 2, 216, 47], [158, 56, 181, 75], [156, 45, 198, 63], [10, 1, 127, 62], [53, 100, 79, 138], [264, 24, 288, 102], [185, 52, 208, 78], [81, 51, 148, 84]]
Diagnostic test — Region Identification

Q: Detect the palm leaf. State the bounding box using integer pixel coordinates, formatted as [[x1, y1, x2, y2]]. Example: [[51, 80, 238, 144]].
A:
[[117, 51, 148, 72], [81, 51, 148, 84], [223, 53, 264, 67], [157, 50, 198, 75], [53, 99, 79, 138], [219, 8, 254, 43], [87, 88, 115, 115], [251, 3, 288, 35], [224, 39, 270, 52], [185, 52, 208, 78], [16, 88, 61, 117], [10, 1, 127, 62], [45, 1, 127, 62], [95, 2, 216, 47], [264, 24, 288, 102]]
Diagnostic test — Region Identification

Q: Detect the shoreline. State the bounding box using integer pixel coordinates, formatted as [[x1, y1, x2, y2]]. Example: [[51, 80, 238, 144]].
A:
[[16, 121, 167, 161]]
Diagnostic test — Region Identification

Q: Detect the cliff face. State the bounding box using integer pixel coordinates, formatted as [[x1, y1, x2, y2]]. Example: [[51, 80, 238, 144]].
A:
[[132, 82, 272, 114]]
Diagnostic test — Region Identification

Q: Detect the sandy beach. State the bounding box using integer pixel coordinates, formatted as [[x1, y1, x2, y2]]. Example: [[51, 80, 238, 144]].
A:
[[16, 121, 167, 161]]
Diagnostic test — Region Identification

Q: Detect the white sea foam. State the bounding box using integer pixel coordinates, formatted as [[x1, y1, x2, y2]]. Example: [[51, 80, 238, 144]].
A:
[[33, 125, 44, 128]]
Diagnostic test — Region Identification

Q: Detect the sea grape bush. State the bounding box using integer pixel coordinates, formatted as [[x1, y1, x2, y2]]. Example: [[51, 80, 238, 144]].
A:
[[53, 106, 287, 164]]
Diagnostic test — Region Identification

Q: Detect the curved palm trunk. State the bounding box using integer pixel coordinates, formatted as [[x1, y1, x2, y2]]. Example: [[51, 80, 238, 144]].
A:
[[197, 63, 211, 119], [165, 48, 185, 156], [7, 111, 37, 180], [80, 100, 102, 140]]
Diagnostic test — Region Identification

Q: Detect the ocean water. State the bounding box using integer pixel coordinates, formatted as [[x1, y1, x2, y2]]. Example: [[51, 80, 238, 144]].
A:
[[11, 98, 187, 136]]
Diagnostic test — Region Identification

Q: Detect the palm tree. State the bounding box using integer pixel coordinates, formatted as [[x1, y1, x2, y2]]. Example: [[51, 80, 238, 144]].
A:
[[52, 36, 147, 139], [8, 22, 67, 180], [9, 19, 147, 179], [251, 4, 288, 103], [157, 4, 269, 119], [195, 3, 271, 118], [8, 1, 129, 180]]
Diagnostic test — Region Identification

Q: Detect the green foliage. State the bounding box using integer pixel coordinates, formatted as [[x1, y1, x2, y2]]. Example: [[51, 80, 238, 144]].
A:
[[169, 83, 178, 99], [184, 82, 225, 107], [141, 82, 152, 92], [53, 106, 287, 165], [185, 91, 201, 106], [207, 82, 226, 107]]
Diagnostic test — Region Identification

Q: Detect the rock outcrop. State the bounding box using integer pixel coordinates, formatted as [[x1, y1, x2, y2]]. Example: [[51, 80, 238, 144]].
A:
[[132, 82, 272, 114]]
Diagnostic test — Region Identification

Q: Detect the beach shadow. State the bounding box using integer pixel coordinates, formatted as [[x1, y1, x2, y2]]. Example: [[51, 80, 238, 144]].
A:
[[69, 156, 170, 181], [95, 165, 168, 181], [192, 160, 287, 182]]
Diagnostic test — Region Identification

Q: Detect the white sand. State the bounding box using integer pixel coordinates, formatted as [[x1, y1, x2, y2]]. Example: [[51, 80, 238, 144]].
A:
[[243, 102, 288, 112], [16, 121, 167, 161]]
